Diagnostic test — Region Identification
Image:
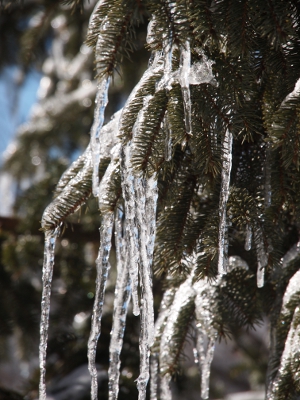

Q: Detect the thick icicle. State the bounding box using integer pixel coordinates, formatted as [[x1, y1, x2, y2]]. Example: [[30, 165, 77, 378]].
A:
[[135, 173, 158, 399], [88, 212, 114, 400], [254, 227, 268, 288], [90, 77, 110, 197], [179, 41, 192, 136], [218, 129, 233, 275], [193, 278, 218, 400], [39, 226, 60, 400], [244, 224, 252, 251], [108, 208, 131, 400], [120, 145, 140, 316]]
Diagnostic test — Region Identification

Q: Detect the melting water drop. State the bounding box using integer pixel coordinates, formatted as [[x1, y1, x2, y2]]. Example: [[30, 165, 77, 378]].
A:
[[39, 226, 60, 400], [88, 212, 114, 400]]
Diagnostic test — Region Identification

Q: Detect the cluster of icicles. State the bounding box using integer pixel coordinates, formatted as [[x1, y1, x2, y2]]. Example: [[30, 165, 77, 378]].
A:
[[39, 11, 275, 400]]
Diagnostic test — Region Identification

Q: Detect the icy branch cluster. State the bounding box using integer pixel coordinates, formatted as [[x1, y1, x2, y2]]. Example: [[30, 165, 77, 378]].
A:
[[37, 2, 300, 400]]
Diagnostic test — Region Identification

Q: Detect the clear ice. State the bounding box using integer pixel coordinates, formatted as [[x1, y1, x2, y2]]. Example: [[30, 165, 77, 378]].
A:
[[218, 130, 233, 275], [90, 77, 110, 197], [39, 226, 60, 400], [88, 212, 114, 400], [254, 227, 268, 288], [179, 41, 192, 136], [108, 207, 131, 400], [120, 145, 140, 316], [265, 146, 272, 208], [267, 270, 300, 399], [244, 224, 252, 251]]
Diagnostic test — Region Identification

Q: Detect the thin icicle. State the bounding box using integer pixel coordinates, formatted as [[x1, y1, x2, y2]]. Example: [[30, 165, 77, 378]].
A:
[[164, 112, 173, 161], [193, 279, 218, 400], [159, 272, 196, 398], [88, 212, 114, 400], [218, 129, 233, 275], [150, 354, 159, 400], [120, 145, 140, 316], [179, 41, 192, 136], [108, 207, 131, 400], [265, 145, 272, 208], [150, 288, 176, 400], [90, 77, 110, 197], [39, 226, 60, 400], [244, 224, 252, 251], [254, 227, 268, 288]]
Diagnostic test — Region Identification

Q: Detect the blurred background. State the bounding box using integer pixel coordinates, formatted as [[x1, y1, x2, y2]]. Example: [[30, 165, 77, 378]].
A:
[[0, 1, 268, 399]]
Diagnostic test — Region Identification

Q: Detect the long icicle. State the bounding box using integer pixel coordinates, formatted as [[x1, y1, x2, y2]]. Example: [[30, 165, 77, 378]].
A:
[[135, 173, 157, 400], [39, 226, 61, 400], [91, 77, 110, 197], [88, 212, 114, 400], [150, 288, 176, 400], [218, 129, 233, 275], [120, 144, 140, 316], [108, 206, 132, 400], [193, 280, 218, 400]]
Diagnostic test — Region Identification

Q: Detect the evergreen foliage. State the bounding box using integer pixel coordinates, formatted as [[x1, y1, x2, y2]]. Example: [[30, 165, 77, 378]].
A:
[[2, 0, 300, 399]]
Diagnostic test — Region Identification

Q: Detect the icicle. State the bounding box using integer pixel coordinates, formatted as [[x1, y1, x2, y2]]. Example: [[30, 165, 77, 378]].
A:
[[39, 226, 60, 400], [164, 112, 173, 161], [90, 77, 110, 197], [218, 129, 233, 275], [254, 227, 268, 288], [159, 272, 196, 398], [120, 145, 140, 316], [265, 145, 272, 208], [193, 279, 218, 400], [88, 212, 114, 400], [150, 354, 159, 400], [150, 288, 176, 400], [267, 270, 300, 399], [244, 224, 252, 251], [179, 41, 192, 136], [108, 216, 131, 400], [108, 206, 131, 400], [135, 172, 158, 399]]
